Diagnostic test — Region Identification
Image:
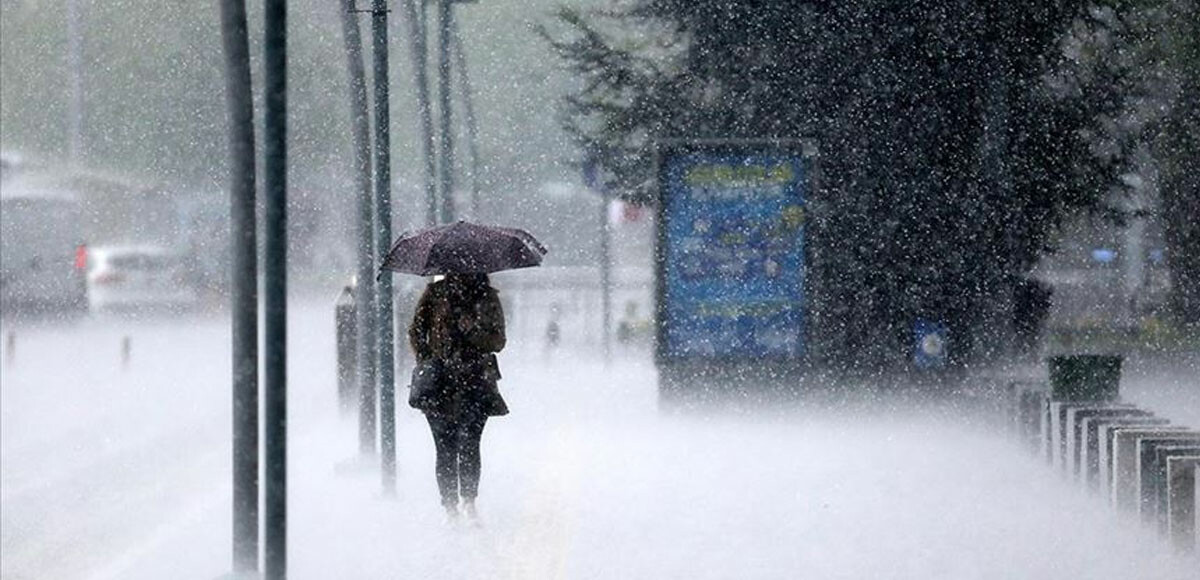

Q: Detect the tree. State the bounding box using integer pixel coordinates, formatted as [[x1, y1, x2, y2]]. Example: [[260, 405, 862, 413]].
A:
[[1149, 0, 1200, 325], [1062, 0, 1200, 327], [544, 0, 1120, 367]]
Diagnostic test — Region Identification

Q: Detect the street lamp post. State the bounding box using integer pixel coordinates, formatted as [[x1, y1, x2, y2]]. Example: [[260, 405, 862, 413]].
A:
[[261, 0, 289, 574], [372, 0, 398, 495], [436, 0, 455, 224], [401, 0, 438, 227], [217, 0, 259, 572]]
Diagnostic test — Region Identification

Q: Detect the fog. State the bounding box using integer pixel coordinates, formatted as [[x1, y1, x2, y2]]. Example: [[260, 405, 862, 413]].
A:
[[1, 300, 1196, 579]]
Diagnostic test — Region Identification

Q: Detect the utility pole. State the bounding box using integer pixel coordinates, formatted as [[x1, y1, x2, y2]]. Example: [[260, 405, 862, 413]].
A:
[[66, 0, 84, 163], [262, 0, 288, 575], [436, 0, 455, 223], [583, 156, 612, 363], [372, 0, 398, 495], [339, 0, 378, 457], [401, 0, 438, 227], [450, 18, 481, 219], [218, 0, 259, 572]]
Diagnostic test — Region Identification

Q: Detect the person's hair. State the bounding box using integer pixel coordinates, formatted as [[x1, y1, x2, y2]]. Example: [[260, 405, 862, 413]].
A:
[[446, 272, 488, 287], [445, 273, 490, 301], [409, 273, 493, 359]]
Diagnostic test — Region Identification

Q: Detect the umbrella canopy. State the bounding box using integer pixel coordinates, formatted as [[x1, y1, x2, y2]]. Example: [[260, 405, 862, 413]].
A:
[[380, 220, 548, 276]]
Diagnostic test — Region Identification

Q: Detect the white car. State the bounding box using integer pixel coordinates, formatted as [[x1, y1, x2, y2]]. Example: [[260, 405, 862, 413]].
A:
[[86, 245, 197, 314]]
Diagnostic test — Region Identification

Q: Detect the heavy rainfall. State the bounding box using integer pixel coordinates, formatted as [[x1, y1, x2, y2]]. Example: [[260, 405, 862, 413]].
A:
[[1, 0, 1198, 578]]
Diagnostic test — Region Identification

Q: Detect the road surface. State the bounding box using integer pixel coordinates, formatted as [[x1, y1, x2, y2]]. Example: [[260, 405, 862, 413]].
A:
[[1, 300, 1196, 579]]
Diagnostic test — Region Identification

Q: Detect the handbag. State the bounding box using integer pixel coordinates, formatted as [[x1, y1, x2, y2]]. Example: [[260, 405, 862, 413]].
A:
[[408, 359, 445, 410]]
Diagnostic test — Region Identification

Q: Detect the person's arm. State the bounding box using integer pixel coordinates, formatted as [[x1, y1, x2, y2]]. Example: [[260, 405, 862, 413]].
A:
[[409, 287, 437, 360]]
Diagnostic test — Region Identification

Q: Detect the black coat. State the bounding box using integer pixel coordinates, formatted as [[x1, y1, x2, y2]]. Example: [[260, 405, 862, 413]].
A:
[[407, 279, 508, 417]]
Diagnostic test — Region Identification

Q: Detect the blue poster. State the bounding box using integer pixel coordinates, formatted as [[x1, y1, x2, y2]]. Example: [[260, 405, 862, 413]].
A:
[[661, 150, 807, 359]]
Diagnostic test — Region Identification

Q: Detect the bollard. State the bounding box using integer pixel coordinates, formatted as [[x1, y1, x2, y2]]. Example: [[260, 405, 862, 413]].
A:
[[1081, 414, 1165, 492], [1136, 439, 1200, 523], [1164, 458, 1200, 553], [1112, 428, 1194, 511], [1063, 405, 1139, 478], [1047, 401, 1127, 469], [1101, 425, 1186, 499], [1048, 354, 1122, 402], [335, 284, 357, 413], [121, 336, 131, 370], [1151, 446, 1200, 531]]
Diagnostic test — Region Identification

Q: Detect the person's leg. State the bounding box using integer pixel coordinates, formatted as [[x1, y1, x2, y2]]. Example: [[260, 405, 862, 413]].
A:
[[457, 414, 488, 507], [426, 414, 460, 512]]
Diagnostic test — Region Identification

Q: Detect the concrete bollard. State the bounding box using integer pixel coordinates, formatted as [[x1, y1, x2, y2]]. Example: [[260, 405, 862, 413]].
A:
[[1061, 404, 1135, 477], [1048, 401, 1128, 470], [1112, 429, 1197, 511], [1081, 415, 1166, 492], [1141, 441, 1200, 526], [1001, 356, 1197, 553], [1103, 426, 1187, 500], [334, 284, 357, 414], [1165, 458, 1200, 553]]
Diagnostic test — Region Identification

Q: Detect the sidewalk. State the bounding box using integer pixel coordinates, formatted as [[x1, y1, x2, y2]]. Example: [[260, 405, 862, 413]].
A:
[[114, 350, 1196, 580]]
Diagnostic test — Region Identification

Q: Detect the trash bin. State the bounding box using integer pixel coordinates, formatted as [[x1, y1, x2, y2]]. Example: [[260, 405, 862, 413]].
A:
[[1048, 354, 1122, 402]]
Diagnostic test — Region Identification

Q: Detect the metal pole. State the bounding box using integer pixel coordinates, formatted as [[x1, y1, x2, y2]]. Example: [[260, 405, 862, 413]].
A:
[[449, 18, 481, 219], [436, 0, 455, 223], [599, 194, 612, 363], [400, 0, 438, 227], [262, 0, 288, 575], [340, 0, 378, 456], [372, 0, 397, 495], [66, 0, 83, 163], [218, 0, 259, 571]]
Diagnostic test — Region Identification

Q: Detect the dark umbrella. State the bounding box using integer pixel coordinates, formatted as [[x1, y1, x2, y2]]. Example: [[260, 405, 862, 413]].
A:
[[379, 220, 548, 277]]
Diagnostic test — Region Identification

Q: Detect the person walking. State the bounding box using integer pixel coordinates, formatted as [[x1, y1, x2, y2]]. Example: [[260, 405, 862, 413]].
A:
[[380, 221, 545, 520], [408, 273, 508, 522]]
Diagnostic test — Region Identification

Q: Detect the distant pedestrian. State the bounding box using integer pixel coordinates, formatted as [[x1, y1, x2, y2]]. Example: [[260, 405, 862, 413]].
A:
[[544, 302, 562, 359], [408, 273, 508, 523]]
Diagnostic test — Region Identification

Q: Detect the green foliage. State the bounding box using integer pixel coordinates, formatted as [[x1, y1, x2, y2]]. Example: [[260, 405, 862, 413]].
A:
[[1151, 1, 1200, 324], [1077, 0, 1200, 324]]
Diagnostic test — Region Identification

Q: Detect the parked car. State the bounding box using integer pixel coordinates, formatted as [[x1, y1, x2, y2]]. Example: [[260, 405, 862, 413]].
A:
[[0, 190, 88, 317], [86, 245, 197, 314]]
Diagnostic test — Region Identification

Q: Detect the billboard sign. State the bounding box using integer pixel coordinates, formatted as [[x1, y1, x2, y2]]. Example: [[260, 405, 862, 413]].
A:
[[657, 142, 810, 362]]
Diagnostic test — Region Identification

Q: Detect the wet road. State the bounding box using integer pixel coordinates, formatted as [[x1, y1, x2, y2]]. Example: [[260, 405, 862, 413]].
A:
[[1, 303, 1196, 579]]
